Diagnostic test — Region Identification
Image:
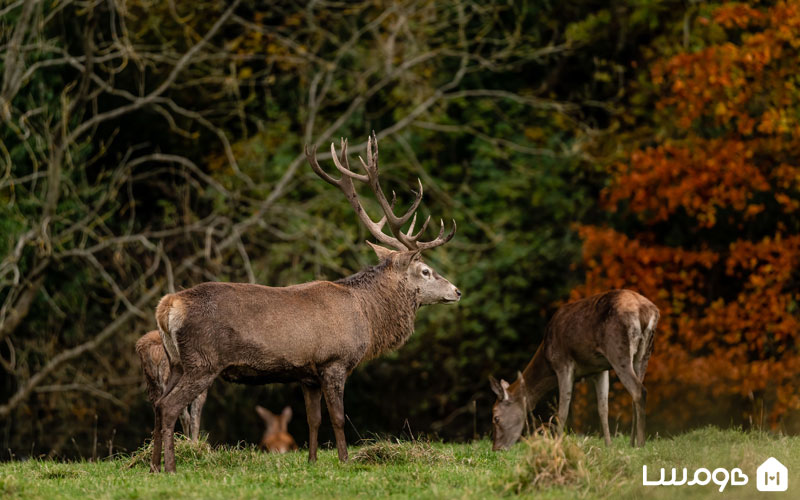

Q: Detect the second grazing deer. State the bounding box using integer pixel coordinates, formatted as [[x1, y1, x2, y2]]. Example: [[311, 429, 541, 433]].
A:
[[135, 330, 207, 441], [490, 289, 659, 449], [150, 133, 460, 472], [256, 405, 298, 453]]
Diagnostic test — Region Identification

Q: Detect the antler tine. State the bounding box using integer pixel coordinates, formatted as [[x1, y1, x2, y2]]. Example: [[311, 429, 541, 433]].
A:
[[406, 213, 417, 236], [307, 134, 456, 252], [415, 219, 457, 250], [305, 145, 340, 187], [405, 214, 431, 240], [306, 139, 406, 251], [332, 139, 369, 182], [358, 137, 424, 247]]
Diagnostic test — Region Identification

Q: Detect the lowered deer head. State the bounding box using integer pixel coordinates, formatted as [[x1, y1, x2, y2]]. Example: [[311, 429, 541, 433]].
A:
[[489, 372, 527, 451]]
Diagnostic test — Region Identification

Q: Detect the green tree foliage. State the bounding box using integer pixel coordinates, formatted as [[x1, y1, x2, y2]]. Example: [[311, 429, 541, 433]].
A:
[[1, 0, 698, 457]]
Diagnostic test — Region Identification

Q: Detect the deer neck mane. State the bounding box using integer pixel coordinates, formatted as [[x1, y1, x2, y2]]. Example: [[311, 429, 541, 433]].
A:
[[511, 343, 558, 410], [336, 260, 419, 359]]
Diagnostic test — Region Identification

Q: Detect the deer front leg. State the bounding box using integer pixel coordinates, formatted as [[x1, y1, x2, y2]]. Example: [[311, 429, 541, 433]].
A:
[[554, 362, 575, 436], [321, 368, 348, 463], [150, 403, 163, 473], [302, 383, 322, 463], [594, 371, 612, 446]]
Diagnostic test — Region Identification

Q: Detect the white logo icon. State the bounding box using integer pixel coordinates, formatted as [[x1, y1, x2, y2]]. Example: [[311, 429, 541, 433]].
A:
[[757, 457, 788, 492]]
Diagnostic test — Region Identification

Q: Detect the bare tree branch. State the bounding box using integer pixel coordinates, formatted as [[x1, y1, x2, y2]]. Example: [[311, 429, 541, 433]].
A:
[[0, 283, 162, 418]]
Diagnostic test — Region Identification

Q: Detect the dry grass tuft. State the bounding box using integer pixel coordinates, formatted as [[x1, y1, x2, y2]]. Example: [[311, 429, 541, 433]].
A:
[[351, 440, 453, 465], [127, 433, 212, 468], [506, 426, 590, 493]]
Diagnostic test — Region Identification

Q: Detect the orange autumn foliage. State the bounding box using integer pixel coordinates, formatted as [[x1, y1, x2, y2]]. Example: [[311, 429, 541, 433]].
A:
[[571, 1, 800, 431]]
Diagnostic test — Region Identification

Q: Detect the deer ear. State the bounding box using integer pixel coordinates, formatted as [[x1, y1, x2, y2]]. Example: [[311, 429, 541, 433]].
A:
[[500, 379, 511, 400], [366, 241, 395, 261], [281, 406, 293, 422], [394, 249, 422, 268], [516, 371, 526, 388], [489, 375, 507, 400], [255, 405, 274, 423]]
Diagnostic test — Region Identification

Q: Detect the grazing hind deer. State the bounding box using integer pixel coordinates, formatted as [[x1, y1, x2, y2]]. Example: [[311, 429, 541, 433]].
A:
[[135, 331, 207, 442], [489, 289, 658, 450], [256, 405, 298, 453], [151, 133, 460, 472]]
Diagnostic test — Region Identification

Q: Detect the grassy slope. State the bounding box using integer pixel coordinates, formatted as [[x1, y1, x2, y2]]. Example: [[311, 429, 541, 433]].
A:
[[0, 427, 798, 499]]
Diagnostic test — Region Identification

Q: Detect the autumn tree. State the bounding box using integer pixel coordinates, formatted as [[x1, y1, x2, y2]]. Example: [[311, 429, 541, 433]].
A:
[[572, 0, 800, 431]]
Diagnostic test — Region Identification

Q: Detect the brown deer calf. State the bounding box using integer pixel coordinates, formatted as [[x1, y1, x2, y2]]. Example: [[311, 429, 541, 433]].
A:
[[135, 331, 207, 442], [256, 405, 298, 453], [150, 134, 460, 472], [490, 289, 659, 449]]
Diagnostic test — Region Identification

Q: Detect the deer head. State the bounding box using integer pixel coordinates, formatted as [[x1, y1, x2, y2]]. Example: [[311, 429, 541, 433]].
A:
[[489, 373, 526, 451], [256, 405, 297, 453], [306, 133, 460, 305]]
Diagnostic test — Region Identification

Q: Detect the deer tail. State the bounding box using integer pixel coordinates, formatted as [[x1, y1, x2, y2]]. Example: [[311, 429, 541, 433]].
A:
[[642, 307, 659, 340], [155, 293, 184, 366]]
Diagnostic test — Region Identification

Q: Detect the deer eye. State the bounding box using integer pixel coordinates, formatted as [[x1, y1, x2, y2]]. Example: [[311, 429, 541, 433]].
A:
[[494, 416, 500, 423], [422, 269, 430, 277]]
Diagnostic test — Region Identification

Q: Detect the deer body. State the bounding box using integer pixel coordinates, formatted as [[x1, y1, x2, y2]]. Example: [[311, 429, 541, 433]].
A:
[[490, 289, 659, 449], [135, 331, 207, 441], [161, 276, 417, 387], [150, 134, 459, 473]]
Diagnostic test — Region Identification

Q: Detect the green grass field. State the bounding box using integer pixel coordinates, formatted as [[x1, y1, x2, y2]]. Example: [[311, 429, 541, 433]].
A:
[[1, 427, 797, 499]]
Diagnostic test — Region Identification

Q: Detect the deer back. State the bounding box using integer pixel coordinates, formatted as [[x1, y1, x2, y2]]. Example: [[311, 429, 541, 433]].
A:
[[542, 289, 658, 374]]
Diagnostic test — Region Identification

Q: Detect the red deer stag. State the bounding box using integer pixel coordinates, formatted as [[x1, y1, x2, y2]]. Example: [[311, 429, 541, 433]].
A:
[[151, 133, 460, 472], [489, 289, 658, 449], [256, 405, 298, 453], [135, 331, 207, 442]]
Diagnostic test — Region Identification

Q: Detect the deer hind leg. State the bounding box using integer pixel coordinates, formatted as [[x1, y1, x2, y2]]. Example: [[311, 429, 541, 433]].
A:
[[149, 362, 183, 471], [157, 369, 216, 473], [594, 370, 612, 446], [321, 366, 348, 463], [634, 313, 656, 383], [554, 361, 575, 435], [188, 389, 208, 442], [302, 383, 322, 463], [179, 408, 192, 440], [630, 342, 654, 447], [608, 358, 646, 448], [630, 321, 654, 448], [630, 341, 651, 448]]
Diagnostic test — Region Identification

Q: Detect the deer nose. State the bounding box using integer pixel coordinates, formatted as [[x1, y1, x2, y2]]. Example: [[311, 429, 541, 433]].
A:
[[455, 288, 461, 298]]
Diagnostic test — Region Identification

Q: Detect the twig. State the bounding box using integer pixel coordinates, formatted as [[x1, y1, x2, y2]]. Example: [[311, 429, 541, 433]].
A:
[[92, 414, 98, 462]]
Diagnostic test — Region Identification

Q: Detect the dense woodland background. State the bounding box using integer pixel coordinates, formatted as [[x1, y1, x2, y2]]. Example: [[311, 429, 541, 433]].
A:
[[1, 0, 798, 459]]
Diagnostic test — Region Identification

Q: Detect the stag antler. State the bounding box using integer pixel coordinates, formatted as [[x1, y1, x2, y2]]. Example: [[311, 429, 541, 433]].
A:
[[305, 132, 456, 251]]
